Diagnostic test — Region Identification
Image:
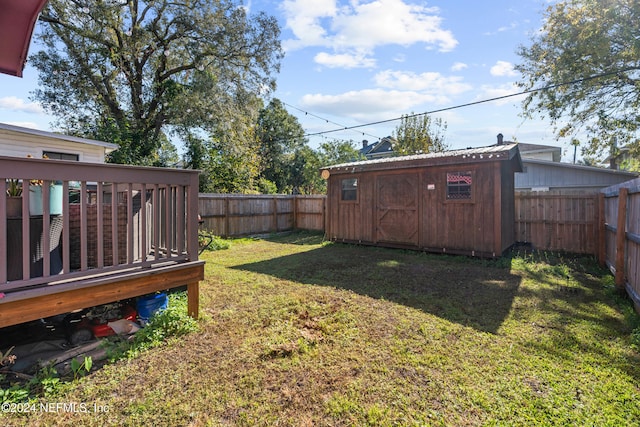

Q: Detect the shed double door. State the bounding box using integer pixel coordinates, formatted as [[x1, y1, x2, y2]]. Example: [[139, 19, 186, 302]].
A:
[[375, 173, 419, 246]]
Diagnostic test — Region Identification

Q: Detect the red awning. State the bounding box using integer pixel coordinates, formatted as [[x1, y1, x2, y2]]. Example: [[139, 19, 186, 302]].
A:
[[0, 0, 48, 77]]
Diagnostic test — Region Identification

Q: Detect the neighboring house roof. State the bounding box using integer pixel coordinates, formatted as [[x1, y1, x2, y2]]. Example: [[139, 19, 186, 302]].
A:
[[0, 0, 47, 77], [515, 142, 562, 162], [325, 143, 523, 173], [359, 137, 395, 159], [516, 159, 638, 191], [0, 122, 118, 153]]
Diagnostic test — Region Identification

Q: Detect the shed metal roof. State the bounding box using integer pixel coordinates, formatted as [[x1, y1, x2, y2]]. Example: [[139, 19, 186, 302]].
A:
[[323, 143, 522, 173]]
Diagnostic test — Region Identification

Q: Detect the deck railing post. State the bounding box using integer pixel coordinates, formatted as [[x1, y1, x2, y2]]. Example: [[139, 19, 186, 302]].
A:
[[187, 172, 200, 262]]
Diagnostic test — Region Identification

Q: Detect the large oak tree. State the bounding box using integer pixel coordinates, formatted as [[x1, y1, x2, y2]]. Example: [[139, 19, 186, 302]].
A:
[[32, 0, 283, 165], [515, 0, 640, 160]]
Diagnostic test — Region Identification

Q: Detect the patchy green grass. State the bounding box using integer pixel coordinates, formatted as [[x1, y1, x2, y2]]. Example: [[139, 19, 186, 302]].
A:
[[2, 231, 639, 426]]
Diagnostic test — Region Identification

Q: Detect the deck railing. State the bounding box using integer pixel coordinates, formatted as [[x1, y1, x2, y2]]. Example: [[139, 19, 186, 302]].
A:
[[0, 156, 200, 294]]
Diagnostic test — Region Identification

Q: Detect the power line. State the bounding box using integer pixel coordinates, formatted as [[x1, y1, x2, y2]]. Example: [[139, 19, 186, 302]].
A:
[[282, 101, 383, 141], [301, 68, 635, 138]]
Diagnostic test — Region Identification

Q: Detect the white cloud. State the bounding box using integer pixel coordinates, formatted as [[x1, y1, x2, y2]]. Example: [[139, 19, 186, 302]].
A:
[[331, 0, 457, 51], [281, 0, 337, 50], [0, 96, 44, 114], [373, 70, 472, 95], [282, 0, 458, 68], [490, 60, 517, 77], [451, 62, 468, 72], [298, 68, 473, 124], [301, 89, 447, 122], [314, 51, 376, 69]]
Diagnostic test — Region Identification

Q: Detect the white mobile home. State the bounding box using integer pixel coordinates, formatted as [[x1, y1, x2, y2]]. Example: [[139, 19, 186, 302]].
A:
[[0, 122, 117, 163]]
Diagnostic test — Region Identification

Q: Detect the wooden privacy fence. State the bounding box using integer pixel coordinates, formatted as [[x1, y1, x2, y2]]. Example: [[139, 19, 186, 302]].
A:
[[513, 183, 640, 312], [198, 194, 325, 237], [200, 192, 608, 254], [515, 191, 600, 255], [600, 178, 640, 311]]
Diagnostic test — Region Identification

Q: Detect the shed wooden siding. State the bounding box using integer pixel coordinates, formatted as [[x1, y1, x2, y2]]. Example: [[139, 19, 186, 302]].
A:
[[420, 163, 498, 253], [324, 144, 521, 257]]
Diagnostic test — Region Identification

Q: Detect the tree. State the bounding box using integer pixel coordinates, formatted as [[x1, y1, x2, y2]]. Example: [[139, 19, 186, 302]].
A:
[[207, 114, 262, 193], [619, 157, 640, 172], [183, 133, 211, 191], [205, 142, 261, 193], [308, 139, 365, 194], [392, 113, 448, 156], [289, 146, 321, 194], [281, 139, 365, 195], [515, 0, 640, 160], [32, 0, 283, 165], [184, 114, 262, 193], [317, 139, 364, 167], [256, 99, 306, 192]]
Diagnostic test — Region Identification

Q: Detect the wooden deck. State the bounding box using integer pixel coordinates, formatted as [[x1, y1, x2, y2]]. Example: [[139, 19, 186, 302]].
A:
[[0, 261, 204, 328], [0, 156, 204, 329]]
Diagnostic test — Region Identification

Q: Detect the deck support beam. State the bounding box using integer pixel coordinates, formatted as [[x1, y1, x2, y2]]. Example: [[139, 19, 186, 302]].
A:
[[0, 262, 204, 329], [187, 281, 200, 319]]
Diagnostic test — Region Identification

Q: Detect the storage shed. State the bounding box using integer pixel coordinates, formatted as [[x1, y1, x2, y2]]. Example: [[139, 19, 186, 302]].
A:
[[321, 143, 523, 257]]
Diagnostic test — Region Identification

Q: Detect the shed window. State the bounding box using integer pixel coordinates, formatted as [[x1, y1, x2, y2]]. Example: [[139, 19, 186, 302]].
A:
[[341, 178, 358, 201], [446, 172, 472, 200]]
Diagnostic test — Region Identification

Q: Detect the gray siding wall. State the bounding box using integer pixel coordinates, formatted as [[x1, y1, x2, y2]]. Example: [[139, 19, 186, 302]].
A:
[[515, 160, 637, 192]]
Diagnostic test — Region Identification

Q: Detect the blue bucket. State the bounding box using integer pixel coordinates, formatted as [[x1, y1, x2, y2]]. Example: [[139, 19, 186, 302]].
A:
[[137, 293, 168, 324]]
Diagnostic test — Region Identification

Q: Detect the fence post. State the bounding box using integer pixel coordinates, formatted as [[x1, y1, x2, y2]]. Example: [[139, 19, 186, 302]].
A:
[[615, 187, 628, 290], [272, 196, 278, 232], [323, 196, 328, 237], [597, 193, 606, 267], [224, 196, 230, 238], [292, 195, 297, 230]]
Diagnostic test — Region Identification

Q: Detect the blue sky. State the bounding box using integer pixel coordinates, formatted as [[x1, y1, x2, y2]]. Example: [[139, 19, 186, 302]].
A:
[[0, 0, 572, 159]]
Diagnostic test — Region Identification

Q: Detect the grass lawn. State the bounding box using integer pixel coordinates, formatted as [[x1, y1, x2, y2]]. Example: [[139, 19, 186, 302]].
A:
[[2, 231, 639, 426]]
